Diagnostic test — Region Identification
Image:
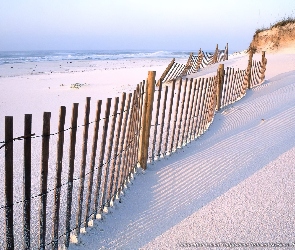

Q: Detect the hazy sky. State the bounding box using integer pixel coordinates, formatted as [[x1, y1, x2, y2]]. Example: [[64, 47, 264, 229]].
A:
[[1, 0, 295, 51]]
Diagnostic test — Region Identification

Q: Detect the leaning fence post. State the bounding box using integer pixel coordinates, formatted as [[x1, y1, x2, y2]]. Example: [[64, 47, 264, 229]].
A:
[[247, 49, 253, 89], [138, 71, 156, 170], [216, 64, 224, 110], [5, 116, 14, 250], [157, 59, 175, 86]]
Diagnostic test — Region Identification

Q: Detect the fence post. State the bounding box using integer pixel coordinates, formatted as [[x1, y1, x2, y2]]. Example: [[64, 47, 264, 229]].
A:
[[216, 64, 224, 110], [213, 44, 219, 64], [224, 43, 229, 61], [76, 97, 91, 237], [196, 48, 203, 71], [52, 106, 66, 250], [181, 53, 193, 76], [39, 112, 51, 250], [138, 71, 156, 170], [24, 114, 32, 250], [260, 51, 267, 82], [247, 49, 253, 89], [65, 103, 79, 248], [5, 116, 14, 250]]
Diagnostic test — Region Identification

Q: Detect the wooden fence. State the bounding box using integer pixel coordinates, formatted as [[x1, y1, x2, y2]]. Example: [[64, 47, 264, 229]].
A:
[[0, 51, 267, 249], [158, 43, 229, 84]]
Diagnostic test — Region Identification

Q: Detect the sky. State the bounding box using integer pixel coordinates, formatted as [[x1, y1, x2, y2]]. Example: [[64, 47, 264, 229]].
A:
[[1, 0, 295, 51]]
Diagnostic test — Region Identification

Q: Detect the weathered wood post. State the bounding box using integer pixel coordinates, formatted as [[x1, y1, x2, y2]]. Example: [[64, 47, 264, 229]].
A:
[[181, 53, 193, 76], [65, 103, 79, 248], [213, 44, 219, 64], [260, 51, 267, 82], [138, 71, 156, 170], [5, 116, 14, 250], [24, 114, 32, 250], [246, 49, 254, 89], [39, 112, 51, 250], [196, 48, 203, 71], [216, 64, 224, 110], [76, 97, 91, 237], [224, 43, 229, 61], [52, 106, 66, 250]]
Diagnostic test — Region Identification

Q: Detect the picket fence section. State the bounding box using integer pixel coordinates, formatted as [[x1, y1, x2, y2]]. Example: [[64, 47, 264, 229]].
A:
[[159, 43, 229, 84], [0, 50, 267, 249]]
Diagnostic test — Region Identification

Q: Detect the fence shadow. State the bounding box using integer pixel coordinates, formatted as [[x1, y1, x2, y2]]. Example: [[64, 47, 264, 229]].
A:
[[0, 48, 269, 249], [74, 76, 295, 248]]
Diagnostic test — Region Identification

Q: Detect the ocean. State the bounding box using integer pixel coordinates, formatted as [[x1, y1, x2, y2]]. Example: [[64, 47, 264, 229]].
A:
[[0, 50, 194, 65]]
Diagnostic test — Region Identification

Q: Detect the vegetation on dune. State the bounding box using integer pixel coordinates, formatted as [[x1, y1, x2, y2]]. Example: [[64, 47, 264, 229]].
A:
[[248, 16, 295, 53], [254, 16, 295, 37]]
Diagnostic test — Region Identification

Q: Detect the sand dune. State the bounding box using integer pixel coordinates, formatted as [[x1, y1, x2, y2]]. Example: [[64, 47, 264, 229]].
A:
[[250, 21, 295, 54]]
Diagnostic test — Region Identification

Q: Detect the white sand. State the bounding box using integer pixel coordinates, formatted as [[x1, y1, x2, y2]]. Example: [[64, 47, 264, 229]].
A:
[[64, 52, 295, 249], [1, 58, 187, 137], [1, 52, 295, 249]]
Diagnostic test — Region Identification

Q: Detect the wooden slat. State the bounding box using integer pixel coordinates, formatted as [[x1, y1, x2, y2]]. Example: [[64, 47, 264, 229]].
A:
[[157, 86, 168, 157], [191, 78, 202, 139], [52, 106, 66, 249], [100, 97, 119, 209], [134, 82, 144, 169], [164, 79, 176, 153], [202, 79, 211, 132], [207, 77, 214, 122], [106, 93, 126, 205], [23, 114, 32, 250], [129, 85, 142, 177], [194, 78, 206, 137], [186, 79, 198, 143], [222, 67, 229, 107], [211, 76, 218, 119], [151, 80, 162, 161], [233, 69, 239, 101], [118, 92, 135, 196], [188, 79, 200, 141], [5, 116, 14, 250], [181, 78, 193, 146], [93, 98, 112, 218], [124, 90, 137, 183], [112, 93, 131, 201], [84, 100, 102, 227], [228, 68, 235, 104], [170, 79, 182, 151], [39, 112, 51, 250], [176, 78, 188, 148], [65, 103, 79, 248], [75, 97, 91, 236], [199, 79, 209, 132]]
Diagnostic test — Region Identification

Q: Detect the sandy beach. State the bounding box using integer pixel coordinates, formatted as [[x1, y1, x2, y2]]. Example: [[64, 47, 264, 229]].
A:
[[62, 51, 295, 249], [0, 57, 187, 136], [2, 0, 295, 249], [1, 51, 295, 249]]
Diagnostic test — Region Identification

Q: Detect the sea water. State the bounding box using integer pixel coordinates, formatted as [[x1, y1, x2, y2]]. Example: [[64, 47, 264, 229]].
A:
[[0, 50, 193, 65]]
